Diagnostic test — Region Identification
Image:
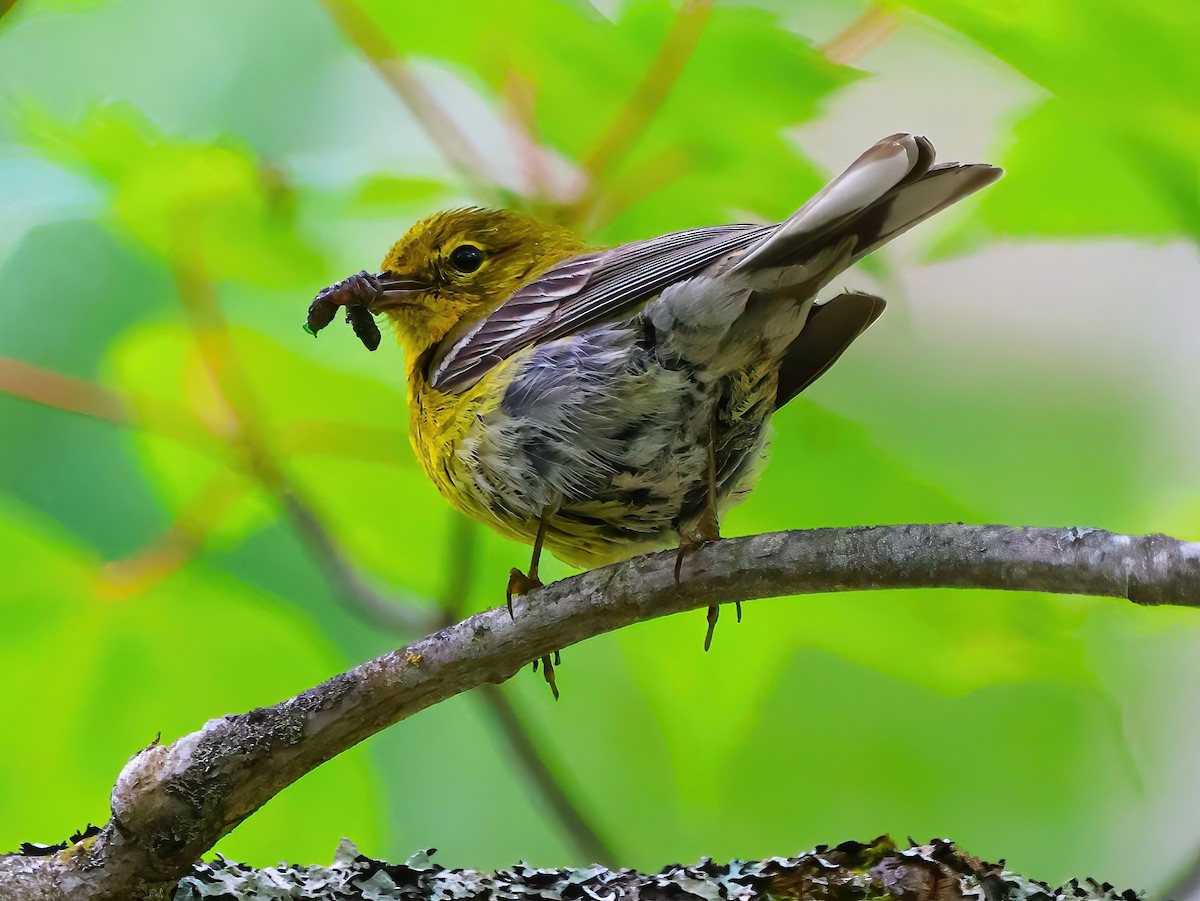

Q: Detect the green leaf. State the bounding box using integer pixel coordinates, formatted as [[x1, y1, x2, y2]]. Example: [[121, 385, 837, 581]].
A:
[[348, 174, 453, 215], [100, 320, 416, 567], [901, 0, 1200, 241], [928, 97, 1186, 257], [360, 0, 860, 234], [14, 102, 325, 285]]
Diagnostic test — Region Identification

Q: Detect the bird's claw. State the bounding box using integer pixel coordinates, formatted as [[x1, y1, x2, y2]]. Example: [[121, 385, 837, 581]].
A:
[[506, 567, 543, 619], [531, 651, 561, 701], [675, 514, 732, 650]]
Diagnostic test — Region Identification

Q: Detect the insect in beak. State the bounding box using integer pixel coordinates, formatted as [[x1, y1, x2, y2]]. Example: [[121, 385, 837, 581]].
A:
[[304, 271, 428, 351]]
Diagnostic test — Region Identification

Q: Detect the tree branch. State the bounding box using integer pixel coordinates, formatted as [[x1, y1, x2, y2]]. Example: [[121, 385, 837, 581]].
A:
[[3, 524, 1197, 899]]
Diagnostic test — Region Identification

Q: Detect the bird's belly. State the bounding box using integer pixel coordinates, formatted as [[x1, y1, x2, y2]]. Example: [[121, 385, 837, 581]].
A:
[[414, 330, 775, 568]]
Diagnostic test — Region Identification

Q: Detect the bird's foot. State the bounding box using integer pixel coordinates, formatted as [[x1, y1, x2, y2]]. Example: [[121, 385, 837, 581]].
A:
[[673, 515, 721, 583], [532, 650, 562, 701], [506, 567, 543, 619], [505, 568, 560, 699], [674, 513, 735, 651]]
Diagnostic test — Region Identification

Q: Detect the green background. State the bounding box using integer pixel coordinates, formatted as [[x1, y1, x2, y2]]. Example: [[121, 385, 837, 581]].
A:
[[1, 0, 1198, 894]]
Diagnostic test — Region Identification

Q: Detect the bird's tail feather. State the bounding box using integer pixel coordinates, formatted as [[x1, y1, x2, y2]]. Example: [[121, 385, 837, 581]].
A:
[[733, 133, 1001, 277], [747, 134, 1001, 410]]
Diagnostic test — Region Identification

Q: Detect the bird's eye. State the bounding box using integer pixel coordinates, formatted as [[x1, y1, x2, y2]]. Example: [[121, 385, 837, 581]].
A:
[[449, 244, 484, 273]]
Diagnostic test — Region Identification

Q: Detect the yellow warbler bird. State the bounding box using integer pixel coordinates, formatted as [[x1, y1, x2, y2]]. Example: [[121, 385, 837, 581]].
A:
[[306, 133, 1000, 673]]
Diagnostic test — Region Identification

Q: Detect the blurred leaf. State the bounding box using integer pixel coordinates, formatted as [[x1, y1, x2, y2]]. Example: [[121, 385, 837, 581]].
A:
[[349, 174, 453, 214], [103, 319, 435, 597], [0, 497, 384, 863], [813, 334, 1155, 532], [361, 0, 860, 235], [928, 98, 1186, 257], [901, 0, 1200, 241], [0, 390, 164, 556], [14, 102, 325, 284], [0, 219, 171, 376], [609, 398, 1090, 809], [725, 649, 1141, 885], [0, 219, 174, 553]]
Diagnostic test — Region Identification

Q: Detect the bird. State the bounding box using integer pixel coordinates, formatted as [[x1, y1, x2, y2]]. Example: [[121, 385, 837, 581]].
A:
[[306, 133, 1000, 693]]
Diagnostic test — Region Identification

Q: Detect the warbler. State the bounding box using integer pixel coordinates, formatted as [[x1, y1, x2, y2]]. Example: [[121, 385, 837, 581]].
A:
[[307, 133, 999, 682]]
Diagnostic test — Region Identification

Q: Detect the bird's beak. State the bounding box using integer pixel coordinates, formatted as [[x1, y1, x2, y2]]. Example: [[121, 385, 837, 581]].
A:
[[367, 272, 430, 312]]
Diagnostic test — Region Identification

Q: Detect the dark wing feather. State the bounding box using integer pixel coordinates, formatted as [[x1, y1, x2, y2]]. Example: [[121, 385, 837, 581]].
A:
[[429, 223, 774, 392], [775, 292, 886, 409]]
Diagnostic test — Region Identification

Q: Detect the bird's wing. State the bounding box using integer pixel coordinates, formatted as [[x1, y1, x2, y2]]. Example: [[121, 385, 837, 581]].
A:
[[774, 291, 886, 409], [427, 222, 774, 393], [429, 134, 1000, 395]]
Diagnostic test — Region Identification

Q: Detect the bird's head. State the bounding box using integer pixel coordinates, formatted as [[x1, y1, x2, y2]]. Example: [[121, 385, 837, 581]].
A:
[[347, 208, 587, 359]]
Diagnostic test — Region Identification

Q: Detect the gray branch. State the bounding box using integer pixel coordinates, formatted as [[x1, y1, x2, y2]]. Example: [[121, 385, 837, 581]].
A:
[[3, 524, 1197, 900]]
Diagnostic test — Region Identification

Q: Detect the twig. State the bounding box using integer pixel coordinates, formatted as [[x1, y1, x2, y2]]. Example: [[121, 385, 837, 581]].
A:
[[429, 515, 616, 863], [567, 0, 713, 225], [819, 4, 899, 67], [478, 684, 616, 865], [0, 356, 217, 452], [437, 514, 479, 628], [6, 523, 1197, 899], [0, 356, 414, 468], [281, 490, 433, 633], [318, 0, 494, 198], [170, 252, 432, 634], [0, 357, 128, 422]]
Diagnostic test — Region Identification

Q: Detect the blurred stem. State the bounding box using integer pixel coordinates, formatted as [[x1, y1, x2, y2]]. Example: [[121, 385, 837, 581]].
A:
[[477, 684, 616, 865], [0, 356, 216, 452], [437, 515, 479, 628], [434, 515, 616, 864], [279, 490, 432, 633], [169, 251, 431, 634], [819, 4, 898, 66], [0, 357, 415, 468], [97, 469, 250, 600], [500, 69, 560, 210], [0, 357, 128, 422], [277, 421, 414, 467], [568, 0, 713, 228], [319, 0, 494, 200]]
